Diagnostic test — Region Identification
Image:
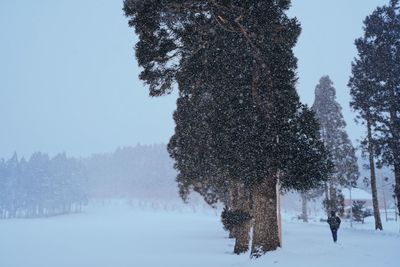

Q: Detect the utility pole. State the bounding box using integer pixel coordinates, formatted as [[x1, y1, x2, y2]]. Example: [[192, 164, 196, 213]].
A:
[[349, 186, 353, 228], [277, 176, 282, 247], [276, 136, 282, 247], [395, 195, 398, 222], [381, 176, 388, 222]]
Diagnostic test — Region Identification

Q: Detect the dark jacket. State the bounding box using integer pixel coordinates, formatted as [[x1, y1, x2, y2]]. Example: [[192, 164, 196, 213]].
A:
[[327, 216, 341, 230]]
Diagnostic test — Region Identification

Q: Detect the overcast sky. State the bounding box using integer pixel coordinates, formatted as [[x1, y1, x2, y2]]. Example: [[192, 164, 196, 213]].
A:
[[0, 0, 389, 159]]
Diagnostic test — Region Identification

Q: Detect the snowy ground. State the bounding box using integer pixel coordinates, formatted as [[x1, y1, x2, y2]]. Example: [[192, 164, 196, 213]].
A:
[[0, 200, 398, 267]]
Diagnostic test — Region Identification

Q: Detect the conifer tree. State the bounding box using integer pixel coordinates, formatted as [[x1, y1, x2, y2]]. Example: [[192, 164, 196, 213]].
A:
[[352, 200, 367, 223], [349, 0, 400, 222], [124, 0, 331, 257], [0, 159, 5, 219], [312, 76, 359, 214], [0, 153, 87, 218], [348, 38, 384, 230]]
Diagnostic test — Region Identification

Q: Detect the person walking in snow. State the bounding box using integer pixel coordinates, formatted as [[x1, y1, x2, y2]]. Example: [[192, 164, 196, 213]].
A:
[[327, 211, 341, 243]]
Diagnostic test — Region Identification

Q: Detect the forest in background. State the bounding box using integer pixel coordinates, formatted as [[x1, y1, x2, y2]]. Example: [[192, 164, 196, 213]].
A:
[[0, 144, 178, 219]]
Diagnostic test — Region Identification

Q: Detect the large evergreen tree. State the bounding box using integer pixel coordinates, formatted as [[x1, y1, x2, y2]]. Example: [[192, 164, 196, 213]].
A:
[[349, 0, 400, 217], [348, 32, 384, 230], [124, 0, 331, 257], [312, 76, 359, 214]]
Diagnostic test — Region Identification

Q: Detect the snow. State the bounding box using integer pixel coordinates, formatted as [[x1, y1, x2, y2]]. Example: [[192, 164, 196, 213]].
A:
[[0, 200, 398, 267], [341, 188, 372, 200]]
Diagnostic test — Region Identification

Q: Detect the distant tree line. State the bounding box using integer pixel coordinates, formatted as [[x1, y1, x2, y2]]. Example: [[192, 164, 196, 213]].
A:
[[0, 144, 178, 219], [0, 152, 87, 219], [83, 144, 177, 199]]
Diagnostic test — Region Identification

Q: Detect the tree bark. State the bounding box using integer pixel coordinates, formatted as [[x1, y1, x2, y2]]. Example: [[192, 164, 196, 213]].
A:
[[388, 84, 400, 217], [250, 178, 280, 258], [367, 118, 383, 230], [393, 162, 400, 218], [324, 182, 330, 214], [329, 183, 337, 212], [233, 184, 251, 254], [388, 124, 400, 217], [301, 194, 308, 222], [228, 184, 239, 239]]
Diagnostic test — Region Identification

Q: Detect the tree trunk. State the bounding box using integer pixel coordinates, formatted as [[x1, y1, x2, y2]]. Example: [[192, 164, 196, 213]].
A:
[[251, 178, 280, 258], [393, 162, 400, 218], [388, 84, 400, 217], [228, 185, 239, 239], [324, 182, 330, 214], [390, 135, 400, 217], [329, 183, 337, 212], [301, 194, 308, 222], [233, 184, 251, 254], [367, 118, 383, 230]]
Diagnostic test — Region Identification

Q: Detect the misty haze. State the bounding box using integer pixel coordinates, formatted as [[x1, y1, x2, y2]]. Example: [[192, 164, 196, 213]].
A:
[[0, 1, 399, 267]]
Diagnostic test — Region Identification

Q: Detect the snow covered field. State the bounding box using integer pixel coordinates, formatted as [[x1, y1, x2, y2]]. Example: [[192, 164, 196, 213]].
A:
[[0, 200, 398, 267]]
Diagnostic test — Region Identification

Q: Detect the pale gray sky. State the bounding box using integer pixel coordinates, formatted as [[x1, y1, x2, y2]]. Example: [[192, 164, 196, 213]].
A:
[[0, 0, 388, 159]]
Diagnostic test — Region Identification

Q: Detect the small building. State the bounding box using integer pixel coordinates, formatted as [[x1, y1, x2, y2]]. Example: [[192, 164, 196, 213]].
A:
[[341, 188, 372, 208]]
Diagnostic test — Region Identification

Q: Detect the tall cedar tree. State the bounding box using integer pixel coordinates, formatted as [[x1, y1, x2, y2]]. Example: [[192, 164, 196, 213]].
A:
[[124, 0, 331, 257], [348, 25, 384, 230], [312, 76, 359, 213], [349, 0, 400, 217]]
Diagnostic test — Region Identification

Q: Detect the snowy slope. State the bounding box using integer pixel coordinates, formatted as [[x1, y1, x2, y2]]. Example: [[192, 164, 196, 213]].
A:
[[0, 201, 398, 267]]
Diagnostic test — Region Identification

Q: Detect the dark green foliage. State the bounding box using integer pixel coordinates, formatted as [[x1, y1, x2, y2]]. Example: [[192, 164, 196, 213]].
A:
[[124, 0, 333, 256], [221, 206, 251, 231], [280, 106, 333, 192], [349, 0, 400, 215], [352, 200, 367, 223], [312, 76, 359, 214], [124, 0, 331, 207], [312, 76, 359, 188], [337, 192, 345, 217]]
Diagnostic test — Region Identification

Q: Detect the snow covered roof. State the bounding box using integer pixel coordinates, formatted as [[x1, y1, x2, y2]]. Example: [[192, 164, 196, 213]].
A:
[[341, 188, 372, 200]]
